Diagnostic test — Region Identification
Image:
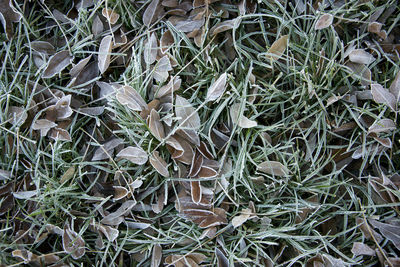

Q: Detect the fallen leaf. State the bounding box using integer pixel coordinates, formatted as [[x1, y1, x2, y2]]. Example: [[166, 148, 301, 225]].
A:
[[149, 151, 169, 177], [155, 76, 181, 99], [389, 71, 400, 103], [49, 128, 72, 141], [258, 161, 290, 177], [79, 106, 105, 116], [116, 85, 147, 111], [216, 248, 229, 267], [211, 19, 238, 35], [351, 242, 376, 256], [230, 103, 257, 128], [97, 224, 119, 242], [153, 55, 172, 83], [175, 18, 205, 32], [13, 190, 37, 199], [98, 35, 113, 74], [175, 95, 201, 130], [349, 49, 375, 65], [266, 35, 289, 61], [143, 0, 160, 27], [7, 106, 27, 126], [32, 119, 57, 136], [148, 109, 165, 141], [102, 8, 119, 24], [191, 181, 202, 204], [117, 146, 148, 165], [369, 219, 400, 250], [0, 169, 11, 181], [151, 244, 162, 267], [356, 218, 383, 243], [0, 0, 22, 39], [165, 253, 206, 267], [43, 50, 72, 78], [69, 55, 92, 77], [371, 84, 396, 112], [92, 138, 123, 161], [144, 33, 158, 65], [92, 15, 104, 36], [206, 73, 227, 102], [232, 208, 252, 228], [30, 41, 56, 55], [101, 200, 137, 225], [62, 224, 85, 260], [113, 186, 129, 201], [160, 30, 174, 53], [315, 14, 333, 30], [368, 119, 396, 134]]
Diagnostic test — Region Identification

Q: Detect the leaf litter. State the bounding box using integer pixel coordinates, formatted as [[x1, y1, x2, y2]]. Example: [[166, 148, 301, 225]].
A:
[[3, 1, 400, 266]]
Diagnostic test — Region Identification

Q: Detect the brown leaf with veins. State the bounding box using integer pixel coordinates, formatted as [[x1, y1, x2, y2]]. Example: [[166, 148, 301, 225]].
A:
[[0, 0, 22, 39]]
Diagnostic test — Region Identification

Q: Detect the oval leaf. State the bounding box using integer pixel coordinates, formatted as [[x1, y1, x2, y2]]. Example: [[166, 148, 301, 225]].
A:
[[206, 73, 227, 102], [98, 35, 113, 74], [371, 84, 396, 112], [258, 161, 289, 177], [43, 50, 72, 78], [266, 35, 288, 62], [117, 146, 148, 165], [315, 14, 333, 30]]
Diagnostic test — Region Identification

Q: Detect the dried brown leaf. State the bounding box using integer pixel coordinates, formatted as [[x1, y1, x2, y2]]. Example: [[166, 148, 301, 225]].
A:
[[371, 84, 396, 112], [211, 19, 237, 36], [150, 151, 169, 177], [206, 73, 227, 102], [116, 146, 148, 165], [116, 85, 147, 111], [266, 35, 288, 61], [49, 128, 72, 142], [144, 33, 158, 65], [153, 55, 172, 83], [69, 55, 92, 77], [232, 208, 252, 228], [315, 14, 333, 30], [62, 224, 85, 260], [351, 242, 376, 256], [30, 41, 55, 55], [92, 15, 104, 36], [369, 219, 400, 250], [216, 248, 229, 267], [175, 18, 205, 32], [160, 29, 174, 53], [143, 0, 160, 27], [101, 200, 137, 225], [230, 103, 257, 128], [155, 76, 181, 99], [102, 8, 119, 24], [0, 0, 22, 39], [175, 95, 201, 130], [98, 35, 113, 74], [258, 161, 290, 177], [197, 166, 217, 178], [43, 50, 72, 78], [349, 49, 375, 65], [191, 181, 202, 204], [148, 109, 165, 141], [113, 186, 129, 201], [92, 138, 123, 161], [389, 71, 400, 103], [8, 106, 27, 126], [151, 244, 162, 267]]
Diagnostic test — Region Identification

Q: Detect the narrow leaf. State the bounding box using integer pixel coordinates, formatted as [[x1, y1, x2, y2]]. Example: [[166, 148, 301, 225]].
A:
[[98, 35, 113, 74], [258, 161, 290, 176], [149, 151, 169, 177], [266, 35, 288, 61], [43, 51, 72, 78], [206, 73, 227, 102], [143, 0, 160, 27]]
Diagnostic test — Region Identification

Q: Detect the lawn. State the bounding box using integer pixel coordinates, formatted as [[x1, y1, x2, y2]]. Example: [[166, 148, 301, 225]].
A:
[[1, 0, 400, 266]]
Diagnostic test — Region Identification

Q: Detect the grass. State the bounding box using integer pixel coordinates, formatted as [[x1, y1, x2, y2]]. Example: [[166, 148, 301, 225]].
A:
[[0, 0, 400, 266]]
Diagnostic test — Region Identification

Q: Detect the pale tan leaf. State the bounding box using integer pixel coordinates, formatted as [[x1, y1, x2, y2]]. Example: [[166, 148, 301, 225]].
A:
[[150, 151, 169, 177], [346, 62, 372, 86], [92, 138, 123, 161], [315, 14, 333, 30], [368, 22, 382, 34], [189, 152, 203, 177], [49, 128, 72, 142], [155, 76, 181, 99], [43, 50, 72, 78], [32, 119, 57, 130], [60, 166, 75, 184], [371, 84, 396, 112], [266, 35, 288, 61], [12, 249, 34, 263], [368, 119, 396, 134], [153, 55, 172, 83], [175, 95, 201, 130], [30, 41, 55, 55], [144, 33, 158, 65], [8, 106, 27, 126], [148, 109, 165, 141], [143, 0, 160, 27], [389, 71, 400, 103], [258, 161, 289, 176], [116, 85, 147, 111], [102, 8, 119, 24], [175, 18, 205, 33], [92, 15, 104, 36], [98, 35, 113, 74], [230, 103, 257, 128], [369, 219, 400, 250], [232, 208, 252, 228], [197, 166, 217, 178], [151, 244, 162, 267], [117, 146, 148, 165], [79, 106, 105, 116], [351, 242, 376, 256], [206, 73, 227, 102], [373, 136, 392, 148], [349, 49, 375, 65], [211, 19, 237, 36], [98, 224, 119, 242]]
